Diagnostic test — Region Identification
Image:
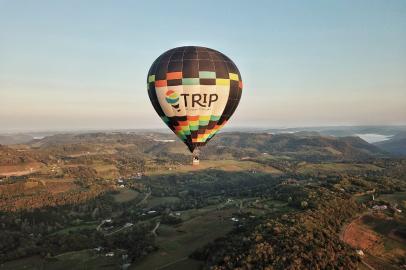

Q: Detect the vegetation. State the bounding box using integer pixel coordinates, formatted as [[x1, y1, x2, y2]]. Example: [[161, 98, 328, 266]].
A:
[[0, 131, 405, 269]]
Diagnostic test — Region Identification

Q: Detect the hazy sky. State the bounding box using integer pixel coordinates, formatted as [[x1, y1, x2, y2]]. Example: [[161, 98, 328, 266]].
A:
[[1, 0, 405, 132]]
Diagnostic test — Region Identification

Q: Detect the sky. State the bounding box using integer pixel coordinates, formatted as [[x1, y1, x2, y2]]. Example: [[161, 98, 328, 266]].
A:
[[1, 0, 405, 132]]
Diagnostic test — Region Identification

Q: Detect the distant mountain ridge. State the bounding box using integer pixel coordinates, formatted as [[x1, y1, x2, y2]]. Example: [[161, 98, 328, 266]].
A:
[[375, 131, 406, 156], [0, 134, 34, 145], [0, 132, 389, 167], [204, 132, 387, 161]]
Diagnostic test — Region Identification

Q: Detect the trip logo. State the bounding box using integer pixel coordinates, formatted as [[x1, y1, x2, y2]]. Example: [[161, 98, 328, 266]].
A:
[[165, 90, 219, 111], [165, 90, 181, 112]]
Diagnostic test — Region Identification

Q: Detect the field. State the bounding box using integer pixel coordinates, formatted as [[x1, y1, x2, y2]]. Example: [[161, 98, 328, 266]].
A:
[[145, 196, 181, 208], [296, 162, 382, 174], [379, 192, 406, 208], [133, 196, 291, 270], [91, 161, 119, 179], [1, 131, 405, 270], [51, 221, 99, 235], [0, 250, 119, 270], [0, 162, 43, 177], [111, 188, 139, 203], [132, 205, 236, 270], [342, 192, 406, 269], [146, 159, 282, 175]]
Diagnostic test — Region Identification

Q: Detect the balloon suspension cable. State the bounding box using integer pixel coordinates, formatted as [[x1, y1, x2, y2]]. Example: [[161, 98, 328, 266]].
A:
[[192, 148, 200, 166]]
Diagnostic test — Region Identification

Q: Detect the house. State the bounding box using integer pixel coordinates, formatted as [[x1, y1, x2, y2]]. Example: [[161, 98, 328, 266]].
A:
[[356, 250, 364, 256], [372, 205, 387, 211], [133, 173, 143, 180], [226, 198, 234, 204], [231, 217, 239, 222], [105, 252, 114, 257], [282, 179, 299, 185]]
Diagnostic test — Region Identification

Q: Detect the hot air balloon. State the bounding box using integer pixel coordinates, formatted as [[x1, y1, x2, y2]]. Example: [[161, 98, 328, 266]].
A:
[[147, 46, 243, 165]]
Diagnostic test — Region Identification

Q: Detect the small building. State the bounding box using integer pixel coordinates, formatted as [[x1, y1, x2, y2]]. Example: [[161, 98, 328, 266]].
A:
[[226, 198, 234, 204], [282, 179, 299, 185], [231, 217, 239, 222], [105, 252, 115, 257], [133, 173, 143, 180], [356, 250, 364, 256], [372, 205, 387, 211]]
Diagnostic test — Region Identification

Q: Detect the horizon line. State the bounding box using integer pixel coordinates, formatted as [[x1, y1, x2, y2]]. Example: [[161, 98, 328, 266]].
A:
[[1, 124, 406, 135]]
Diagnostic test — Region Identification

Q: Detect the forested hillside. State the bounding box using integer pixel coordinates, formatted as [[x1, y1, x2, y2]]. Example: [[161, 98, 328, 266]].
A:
[[0, 132, 404, 270]]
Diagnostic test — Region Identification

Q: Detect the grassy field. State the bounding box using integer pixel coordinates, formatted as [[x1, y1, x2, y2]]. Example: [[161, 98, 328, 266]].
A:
[[132, 205, 236, 270], [91, 161, 119, 179], [146, 159, 282, 176], [296, 162, 382, 174], [145, 196, 181, 208], [244, 198, 293, 216], [0, 162, 43, 177], [343, 210, 406, 269], [111, 188, 139, 203], [133, 196, 293, 270], [51, 221, 99, 235], [379, 192, 406, 210], [0, 250, 119, 270], [344, 192, 406, 269]]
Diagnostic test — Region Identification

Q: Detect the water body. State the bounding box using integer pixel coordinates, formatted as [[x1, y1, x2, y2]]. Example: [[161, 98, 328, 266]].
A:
[[355, 133, 393, 143]]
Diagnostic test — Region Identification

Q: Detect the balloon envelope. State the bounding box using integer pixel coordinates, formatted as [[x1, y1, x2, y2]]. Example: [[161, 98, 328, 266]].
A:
[[147, 46, 243, 153]]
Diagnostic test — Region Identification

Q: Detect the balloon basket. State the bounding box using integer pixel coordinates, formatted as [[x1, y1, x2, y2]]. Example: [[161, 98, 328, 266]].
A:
[[192, 155, 199, 166], [192, 152, 200, 166]]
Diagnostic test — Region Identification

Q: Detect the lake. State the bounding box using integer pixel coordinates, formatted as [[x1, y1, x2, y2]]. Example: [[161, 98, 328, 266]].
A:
[[355, 133, 393, 143]]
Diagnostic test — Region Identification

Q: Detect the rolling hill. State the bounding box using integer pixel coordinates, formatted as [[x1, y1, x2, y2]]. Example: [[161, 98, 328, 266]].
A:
[[375, 132, 406, 156], [204, 132, 387, 161]]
